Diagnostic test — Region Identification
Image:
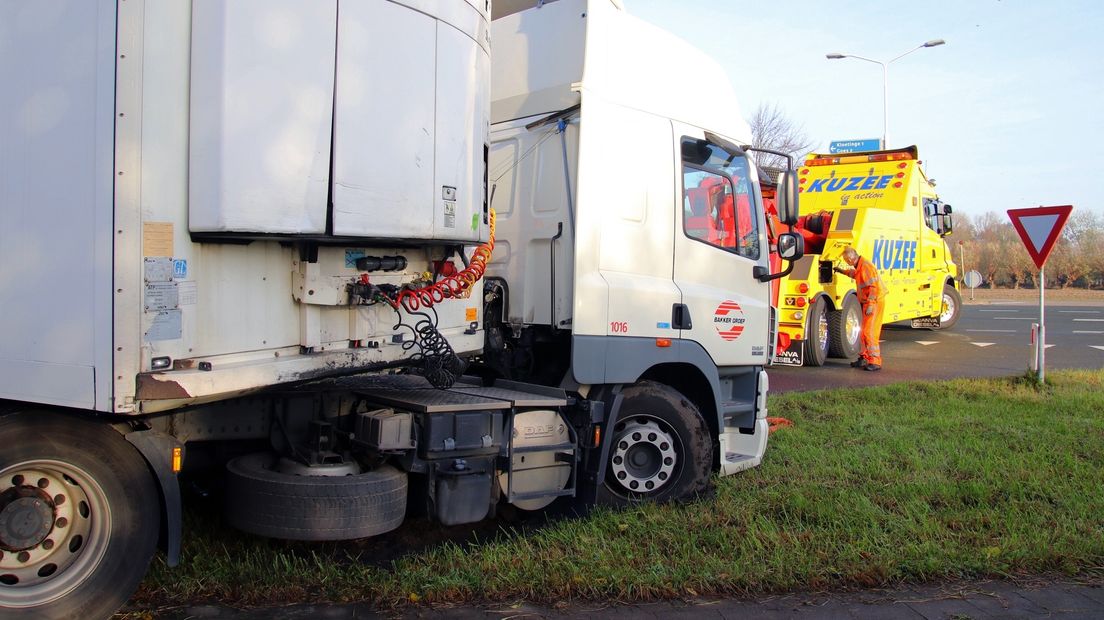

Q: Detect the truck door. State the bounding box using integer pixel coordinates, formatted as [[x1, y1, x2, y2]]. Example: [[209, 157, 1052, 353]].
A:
[[671, 126, 772, 366]]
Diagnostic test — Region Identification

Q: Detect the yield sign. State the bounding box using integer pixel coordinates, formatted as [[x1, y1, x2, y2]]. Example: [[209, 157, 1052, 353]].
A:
[[1007, 205, 1073, 269]]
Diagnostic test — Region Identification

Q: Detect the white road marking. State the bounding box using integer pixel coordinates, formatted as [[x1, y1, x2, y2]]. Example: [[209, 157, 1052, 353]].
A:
[[966, 329, 1016, 333], [1074, 318, 1104, 322], [1092, 346, 1104, 352], [1074, 330, 1104, 334], [1059, 310, 1101, 314], [971, 342, 996, 347], [916, 341, 939, 346]]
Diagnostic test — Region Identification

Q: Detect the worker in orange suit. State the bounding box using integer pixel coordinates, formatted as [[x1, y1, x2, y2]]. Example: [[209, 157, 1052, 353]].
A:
[[834, 247, 885, 371]]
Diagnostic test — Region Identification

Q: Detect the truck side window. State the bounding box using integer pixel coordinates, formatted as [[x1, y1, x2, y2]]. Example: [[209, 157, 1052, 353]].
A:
[[681, 141, 760, 260]]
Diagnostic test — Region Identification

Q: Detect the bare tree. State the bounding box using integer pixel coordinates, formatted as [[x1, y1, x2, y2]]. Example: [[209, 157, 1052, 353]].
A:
[[747, 102, 815, 170]]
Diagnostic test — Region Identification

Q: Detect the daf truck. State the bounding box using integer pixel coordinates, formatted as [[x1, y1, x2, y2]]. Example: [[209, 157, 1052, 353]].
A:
[[772, 146, 959, 366], [0, 1, 802, 617]]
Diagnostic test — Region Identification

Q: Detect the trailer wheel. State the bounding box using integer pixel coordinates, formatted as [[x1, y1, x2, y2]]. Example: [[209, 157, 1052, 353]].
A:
[[828, 294, 862, 359], [224, 453, 407, 541], [803, 296, 830, 366], [933, 284, 962, 330], [602, 382, 712, 504], [0, 412, 159, 620]]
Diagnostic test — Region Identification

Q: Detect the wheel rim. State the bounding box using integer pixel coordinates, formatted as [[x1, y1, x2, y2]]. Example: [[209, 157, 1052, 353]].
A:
[[0, 460, 111, 609], [609, 416, 681, 496], [940, 292, 956, 323], [846, 306, 862, 346], [817, 310, 829, 352]]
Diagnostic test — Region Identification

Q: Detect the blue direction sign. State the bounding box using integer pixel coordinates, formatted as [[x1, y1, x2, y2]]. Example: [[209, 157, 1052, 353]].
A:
[[829, 138, 882, 154]]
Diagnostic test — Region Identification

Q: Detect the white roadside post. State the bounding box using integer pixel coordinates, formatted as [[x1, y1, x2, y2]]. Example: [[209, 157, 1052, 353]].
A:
[[1006, 206, 1073, 384]]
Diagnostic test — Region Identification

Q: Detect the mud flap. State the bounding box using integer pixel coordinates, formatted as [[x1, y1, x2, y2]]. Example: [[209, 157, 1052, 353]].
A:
[[125, 430, 183, 567], [772, 338, 804, 366]]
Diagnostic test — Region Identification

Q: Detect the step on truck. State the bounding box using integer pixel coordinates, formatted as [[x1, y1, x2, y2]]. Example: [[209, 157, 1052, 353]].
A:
[[772, 146, 959, 366], [0, 1, 802, 617]]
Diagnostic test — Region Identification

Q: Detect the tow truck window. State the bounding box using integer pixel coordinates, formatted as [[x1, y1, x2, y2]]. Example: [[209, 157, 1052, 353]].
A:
[[680, 138, 760, 260]]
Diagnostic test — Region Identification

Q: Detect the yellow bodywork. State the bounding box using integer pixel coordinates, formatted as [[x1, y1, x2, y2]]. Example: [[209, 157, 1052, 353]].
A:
[[775, 146, 958, 366]]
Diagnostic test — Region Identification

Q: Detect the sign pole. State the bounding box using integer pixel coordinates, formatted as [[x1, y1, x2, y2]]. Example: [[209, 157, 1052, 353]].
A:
[[1007, 205, 1073, 384], [1037, 266, 1045, 383]]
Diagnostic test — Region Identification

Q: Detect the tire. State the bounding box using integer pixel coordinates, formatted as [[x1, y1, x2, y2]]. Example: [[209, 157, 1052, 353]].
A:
[[224, 453, 407, 541], [803, 296, 830, 366], [932, 283, 962, 330], [601, 382, 712, 504], [0, 411, 159, 620], [828, 294, 862, 359]]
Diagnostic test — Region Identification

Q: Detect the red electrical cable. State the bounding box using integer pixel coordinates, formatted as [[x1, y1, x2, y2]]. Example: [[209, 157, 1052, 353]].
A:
[[389, 209, 496, 313]]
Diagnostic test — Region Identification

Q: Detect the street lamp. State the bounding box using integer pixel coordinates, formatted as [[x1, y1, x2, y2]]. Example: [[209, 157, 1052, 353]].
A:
[[826, 39, 945, 148]]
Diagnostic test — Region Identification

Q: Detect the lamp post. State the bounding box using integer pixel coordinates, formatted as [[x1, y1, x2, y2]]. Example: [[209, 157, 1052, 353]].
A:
[[826, 39, 945, 149]]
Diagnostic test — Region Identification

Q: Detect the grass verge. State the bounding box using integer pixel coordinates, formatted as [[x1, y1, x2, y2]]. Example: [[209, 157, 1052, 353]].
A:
[[130, 370, 1104, 610]]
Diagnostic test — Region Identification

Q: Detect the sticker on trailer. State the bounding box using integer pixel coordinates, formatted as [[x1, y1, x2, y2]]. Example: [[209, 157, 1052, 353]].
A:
[[911, 317, 941, 329], [146, 309, 182, 341], [713, 300, 746, 341], [144, 257, 174, 282], [144, 282, 179, 311], [173, 259, 188, 279], [178, 281, 198, 306]]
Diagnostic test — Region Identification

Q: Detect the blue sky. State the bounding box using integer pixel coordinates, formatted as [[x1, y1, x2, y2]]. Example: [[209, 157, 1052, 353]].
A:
[[625, 0, 1104, 218]]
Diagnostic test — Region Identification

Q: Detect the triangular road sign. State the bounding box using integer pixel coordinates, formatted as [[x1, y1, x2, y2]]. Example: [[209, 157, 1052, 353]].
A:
[[1007, 205, 1073, 269]]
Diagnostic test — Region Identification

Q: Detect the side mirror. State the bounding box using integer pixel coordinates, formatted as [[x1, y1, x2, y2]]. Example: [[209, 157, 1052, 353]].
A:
[[942, 213, 954, 235], [775, 170, 800, 226], [757, 232, 805, 282], [943, 204, 953, 214], [777, 232, 804, 260]]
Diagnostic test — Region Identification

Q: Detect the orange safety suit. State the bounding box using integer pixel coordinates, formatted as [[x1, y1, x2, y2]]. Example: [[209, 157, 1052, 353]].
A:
[[841, 256, 885, 366]]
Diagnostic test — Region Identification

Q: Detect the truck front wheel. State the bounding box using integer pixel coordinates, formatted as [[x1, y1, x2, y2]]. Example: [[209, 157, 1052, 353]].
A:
[[933, 284, 962, 330], [0, 411, 159, 620], [602, 382, 712, 504]]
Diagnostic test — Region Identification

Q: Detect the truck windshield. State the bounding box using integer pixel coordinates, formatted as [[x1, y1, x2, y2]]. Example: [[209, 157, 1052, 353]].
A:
[[681, 138, 760, 260]]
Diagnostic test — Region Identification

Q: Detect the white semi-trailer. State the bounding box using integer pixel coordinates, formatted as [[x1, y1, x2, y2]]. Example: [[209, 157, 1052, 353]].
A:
[[0, 1, 801, 618]]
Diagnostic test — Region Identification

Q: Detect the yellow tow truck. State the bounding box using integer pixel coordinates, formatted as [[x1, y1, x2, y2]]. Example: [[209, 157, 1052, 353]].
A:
[[773, 146, 959, 366]]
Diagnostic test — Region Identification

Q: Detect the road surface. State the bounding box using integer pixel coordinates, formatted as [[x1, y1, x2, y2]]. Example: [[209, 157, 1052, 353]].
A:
[[769, 303, 1104, 392]]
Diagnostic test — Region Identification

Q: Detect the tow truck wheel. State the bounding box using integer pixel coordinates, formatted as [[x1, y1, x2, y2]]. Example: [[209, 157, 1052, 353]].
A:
[[803, 297, 830, 366], [828, 295, 862, 359], [933, 284, 962, 330], [601, 382, 712, 504], [0, 411, 159, 620]]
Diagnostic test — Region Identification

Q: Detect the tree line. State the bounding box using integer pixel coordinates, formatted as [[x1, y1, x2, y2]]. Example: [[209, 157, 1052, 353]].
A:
[[945, 210, 1104, 289]]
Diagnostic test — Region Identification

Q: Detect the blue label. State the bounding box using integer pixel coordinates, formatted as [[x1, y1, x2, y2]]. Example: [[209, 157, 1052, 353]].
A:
[[872, 239, 917, 270], [656, 322, 671, 329], [173, 259, 187, 279], [345, 249, 366, 268], [829, 138, 882, 154]]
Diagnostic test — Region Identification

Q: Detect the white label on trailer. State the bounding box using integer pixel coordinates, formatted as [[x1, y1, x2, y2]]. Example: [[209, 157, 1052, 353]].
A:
[[144, 282, 179, 311], [178, 281, 198, 306], [144, 257, 174, 282], [443, 200, 456, 228], [145, 310, 182, 341]]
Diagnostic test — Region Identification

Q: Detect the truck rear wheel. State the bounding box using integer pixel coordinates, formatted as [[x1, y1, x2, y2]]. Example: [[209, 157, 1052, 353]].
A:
[[803, 296, 830, 366], [602, 382, 712, 504], [933, 284, 962, 330], [828, 295, 862, 359], [224, 453, 407, 541], [0, 411, 159, 620]]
